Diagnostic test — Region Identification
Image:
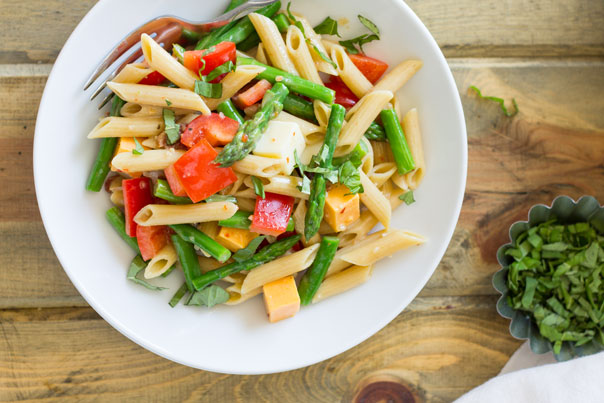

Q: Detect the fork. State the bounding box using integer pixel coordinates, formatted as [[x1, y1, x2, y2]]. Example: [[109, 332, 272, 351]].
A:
[[84, 0, 278, 108]]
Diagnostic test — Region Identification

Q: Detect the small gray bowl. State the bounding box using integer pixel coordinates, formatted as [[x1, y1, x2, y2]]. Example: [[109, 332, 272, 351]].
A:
[[493, 195, 604, 361]]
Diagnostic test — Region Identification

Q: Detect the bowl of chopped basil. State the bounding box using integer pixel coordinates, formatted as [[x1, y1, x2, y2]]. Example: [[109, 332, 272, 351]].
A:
[[493, 195, 604, 361]]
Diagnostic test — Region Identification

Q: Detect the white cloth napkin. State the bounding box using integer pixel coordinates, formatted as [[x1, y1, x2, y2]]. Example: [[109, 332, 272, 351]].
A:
[[455, 342, 604, 403]]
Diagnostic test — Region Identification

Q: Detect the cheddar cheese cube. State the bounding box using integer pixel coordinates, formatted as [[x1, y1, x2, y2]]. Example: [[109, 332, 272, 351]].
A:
[[324, 184, 360, 232], [252, 121, 306, 175], [216, 227, 258, 252], [263, 275, 300, 323], [111, 137, 148, 177]]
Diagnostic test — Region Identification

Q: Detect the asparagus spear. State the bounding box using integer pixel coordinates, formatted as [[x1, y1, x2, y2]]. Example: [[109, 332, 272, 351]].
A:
[[215, 82, 289, 167], [192, 234, 301, 290], [298, 236, 340, 305], [217, 99, 244, 125], [331, 140, 369, 168], [154, 179, 192, 205], [106, 207, 140, 254], [85, 96, 124, 191], [283, 93, 317, 122], [380, 108, 415, 174], [237, 57, 335, 104], [364, 121, 388, 142], [169, 224, 232, 263], [169, 282, 189, 307], [304, 104, 346, 240], [171, 234, 203, 292], [225, 0, 247, 11]]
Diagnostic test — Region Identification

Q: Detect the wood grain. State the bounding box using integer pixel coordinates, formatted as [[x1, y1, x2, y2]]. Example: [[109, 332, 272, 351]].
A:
[[0, 296, 520, 402], [0, 0, 602, 64], [1, 60, 602, 307]]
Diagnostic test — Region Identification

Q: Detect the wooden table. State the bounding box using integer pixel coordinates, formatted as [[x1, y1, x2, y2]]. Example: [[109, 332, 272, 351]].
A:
[[1, 0, 603, 401]]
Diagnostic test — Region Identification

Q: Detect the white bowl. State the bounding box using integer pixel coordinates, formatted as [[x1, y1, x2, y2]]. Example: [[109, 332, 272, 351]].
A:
[[34, 0, 466, 374]]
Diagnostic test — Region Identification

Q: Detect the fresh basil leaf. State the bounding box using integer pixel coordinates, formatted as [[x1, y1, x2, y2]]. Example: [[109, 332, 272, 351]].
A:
[[232, 236, 266, 262], [358, 15, 380, 37], [314, 16, 340, 37], [186, 285, 230, 307], [338, 161, 363, 194], [204, 194, 237, 203], [127, 255, 166, 291], [206, 60, 235, 82], [172, 43, 185, 64], [162, 109, 180, 144], [339, 34, 379, 54], [195, 80, 222, 98], [165, 99, 173, 106], [469, 85, 519, 117], [338, 39, 360, 54], [311, 43, 337, 68], [399, 190, 415, 205], [298, 175, 311, 195], [132, 137, 145, 155], [251, 176, 265, 199]]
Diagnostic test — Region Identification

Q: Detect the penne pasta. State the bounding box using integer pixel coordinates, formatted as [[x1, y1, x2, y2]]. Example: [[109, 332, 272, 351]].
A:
[[312, 265, 373, 304], [337, 210, 379, 247], [240, 244, 320, 294], [372, 59, 423, 95], [235, 196, 256, 212], [204, 65, 266, 110], [141, 33, 198, 90], [144, 243, 177, 279], [107, 82, 210, 115], [87, 116, 164, 139], [225, 282, 263, 306], [336, 90, 393, 155], [330, 43, 373, 98], [111, 149, 185, 172], [293, 200, 321, 246], [134, 202, 238, 226], [313, 100, 332, 129], [338, 229, 426, 267], [255, 42, 268, 64], [371, 141, 395, 164], [232, 154, 290, 177], [110, 189, 124, 207], [113, 62, 153, 84], [398, 108, 425, 189], [249, 13, 298, 75], [244, 175, 309, 200], [297, 16, 338, 75], [286, 25, 322, 84], [359, 170, 392, 228], [301, 141, 323, 165], [369, 162, 398, 187]]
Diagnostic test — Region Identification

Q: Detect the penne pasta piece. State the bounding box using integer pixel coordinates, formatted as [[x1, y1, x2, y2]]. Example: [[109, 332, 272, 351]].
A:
[[392, 94, 403, 121], [312, 265, 373, 304], [371, 141, 394, 164], [198, 255, 225, 274], [360, 137, 374, 175], [141, 33, 198, 90], [336, 90, 393, 155], [399, 108, 425, 189], [249, 13, 298, 75], [223, 172, 247, 196], [337, 210, 379, 247], [134, 202, 238, 226], [87, 116, 164, 139], [120, 102, 194, 118], [286, 25, 322, 84], [369, 162, 398, 187], [144, 243, 177, 279], [338, 229, 426, 267], [255, 42, 268, 64], [330, 43, 373, 98], [232, 154, 290, 178], [235, 196, 256, 212], [204, 65, 266, 110], [140, 136, 159, 149], [313, 100, 332, 129], [301, 141, 323, 165], [372, 59, 423, 95], [225, 283, 263, 306], [325, 247, 355, 277], [111, 149, 185, 172], [297, 16, 338, 75], [107, 82, 210, 115], [244, 175, 309, 200], [240, 244, 320, 294], [110, 189, 124, 207], [197, 221, 219, 240], [113, 63, 153, 84], [274, 111, 324, 142], [359, 170, 391, 228], [293, 200, 321, 246]]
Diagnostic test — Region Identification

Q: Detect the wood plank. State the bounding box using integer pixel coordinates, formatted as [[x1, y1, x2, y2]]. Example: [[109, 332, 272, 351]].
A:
[[0, 59, 602, 307], [0, 0, 602, 64], [0, 296, 520, 402]]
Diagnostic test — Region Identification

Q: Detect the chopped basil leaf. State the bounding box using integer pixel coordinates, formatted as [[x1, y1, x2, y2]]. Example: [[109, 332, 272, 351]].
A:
[[195, 80, 222, 98], [338, 161, 363, 194], [132, 137, 145, 155], [232, 236, 266, 262], [251, 176, 265, 199], [312, 44, 337, 68], [172, 43, 185, 64], [204, 194, 237, 203], [165, 99, 172, 106], [127, 255, 166, 291], [168, 282, 188, 307], [314, 16, 340, 37], [358, 15, 380, 37], [162, 109, 180, 144], [339, 34, 379, 54], [185, 285, 230, 307], [206, 60, 236, 82], [399, 190, 415, 205], [469, 85, 519, 117]]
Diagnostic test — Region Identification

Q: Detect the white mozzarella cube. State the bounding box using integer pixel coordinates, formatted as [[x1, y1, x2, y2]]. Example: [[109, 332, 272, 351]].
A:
[[253, 121, 306, 175]]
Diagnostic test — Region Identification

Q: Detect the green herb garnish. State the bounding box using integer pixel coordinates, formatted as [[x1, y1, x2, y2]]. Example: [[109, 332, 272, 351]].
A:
[[186, 285, 230, 307], [132, 137, 144, 155], [172, 43, 185, 64], [195, 80, 223, 98], [399, 190, 415, 205], [314, 16, 340, 36], [165, 99, 172, 106], [127, 255, 166, 291], [251, 176, 265, 199], [338, 161, 363, 194], [469, 85, 519, 117], [505, 219, 604, 354], [338, 15, 380, 54], [162, 109, 180, 144], [206, 60, 236, 82]]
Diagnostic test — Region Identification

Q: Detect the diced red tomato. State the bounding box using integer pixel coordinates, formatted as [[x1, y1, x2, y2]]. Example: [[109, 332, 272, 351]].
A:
[[138, 71, 166, 86], [183, 41, 236, 78], [164, 165, 187, 197], [250, 193, 295, 237], [232, 79, 272, 109], [136, 225, 168, 261], [180, 113, 239, 148], [325, 77, 359, 109], [122, 177, 154, 237], [170, 138, 237, 203], [348, 53, 388, 84]]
